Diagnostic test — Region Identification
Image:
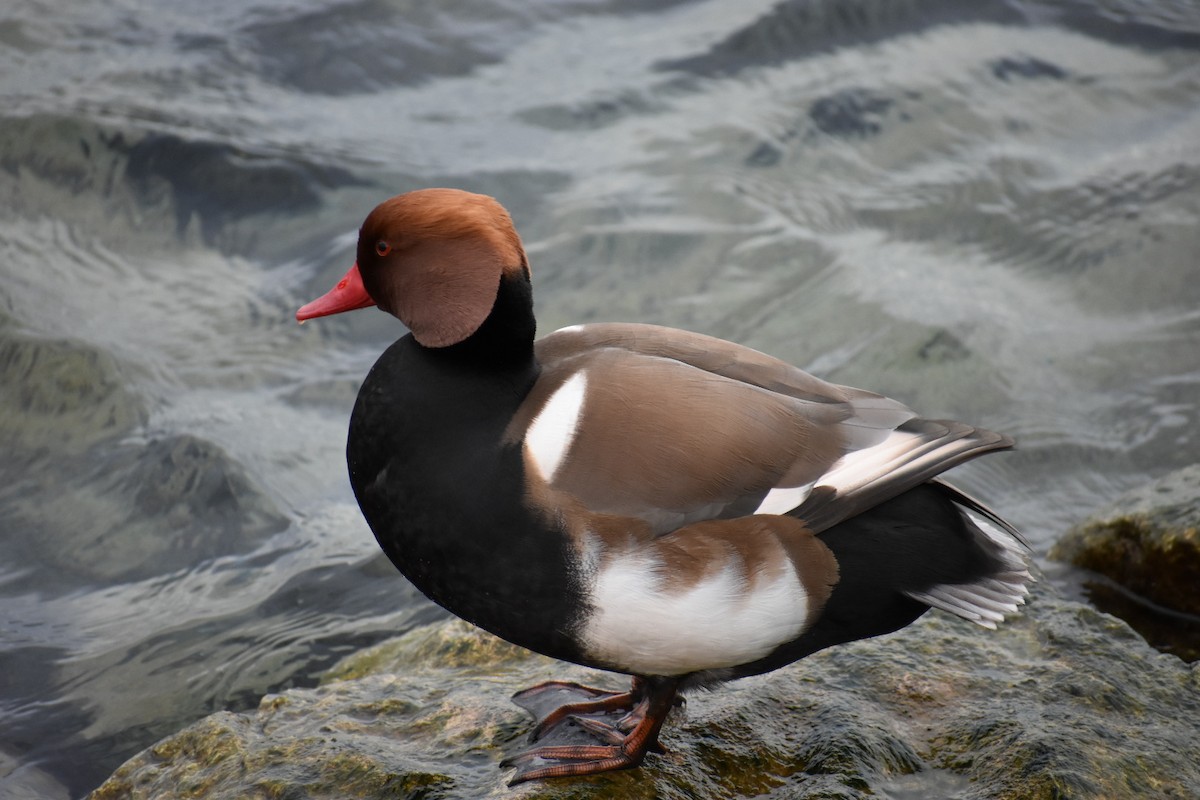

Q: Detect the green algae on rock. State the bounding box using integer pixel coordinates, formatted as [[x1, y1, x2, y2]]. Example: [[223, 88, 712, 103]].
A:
[[1051, 464, 1200, 661], [88, 593, 1200, 800]]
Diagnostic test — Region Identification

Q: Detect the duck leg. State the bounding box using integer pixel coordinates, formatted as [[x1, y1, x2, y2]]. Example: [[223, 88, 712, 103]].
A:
[[503, 676, 681, 784], [512, 677, 648, 740]]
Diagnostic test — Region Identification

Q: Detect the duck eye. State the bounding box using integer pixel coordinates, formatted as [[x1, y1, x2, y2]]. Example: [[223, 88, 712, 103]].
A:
[[375, 240, 392, 257]]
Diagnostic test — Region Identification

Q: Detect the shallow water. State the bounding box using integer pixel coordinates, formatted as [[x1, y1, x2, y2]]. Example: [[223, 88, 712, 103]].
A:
[[1, 0, 1198, 796]]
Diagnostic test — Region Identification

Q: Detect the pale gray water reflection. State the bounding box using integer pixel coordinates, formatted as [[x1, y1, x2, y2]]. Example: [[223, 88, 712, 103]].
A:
[[1, 0, 1198, 796]]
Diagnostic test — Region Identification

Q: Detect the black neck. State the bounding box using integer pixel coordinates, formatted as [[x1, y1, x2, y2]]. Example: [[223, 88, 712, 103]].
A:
[[435, 269, 536, 367], [346, 270, 587, 664]]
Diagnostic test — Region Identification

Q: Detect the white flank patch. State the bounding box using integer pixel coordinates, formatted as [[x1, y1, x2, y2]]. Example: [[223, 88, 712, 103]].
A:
[[525, 371, 587, 482], [753, 482, 815, 515], [583, 553, 810, 675]]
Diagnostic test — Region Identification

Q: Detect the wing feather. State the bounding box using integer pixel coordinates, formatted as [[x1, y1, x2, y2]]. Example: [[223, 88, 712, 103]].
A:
[[532, 323, 1013, 535]]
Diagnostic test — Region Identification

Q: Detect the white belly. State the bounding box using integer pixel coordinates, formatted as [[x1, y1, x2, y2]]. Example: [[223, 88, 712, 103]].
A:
[[580, 552, 811, 676]]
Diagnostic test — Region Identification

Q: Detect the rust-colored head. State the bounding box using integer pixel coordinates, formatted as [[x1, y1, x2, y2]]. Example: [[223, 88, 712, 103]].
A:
[[297, 188, 529, 347]]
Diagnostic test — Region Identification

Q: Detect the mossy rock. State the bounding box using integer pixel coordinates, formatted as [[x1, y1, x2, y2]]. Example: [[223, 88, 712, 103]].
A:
[[1051, 464, 1200, 660], [89, 592, 1200, 800]]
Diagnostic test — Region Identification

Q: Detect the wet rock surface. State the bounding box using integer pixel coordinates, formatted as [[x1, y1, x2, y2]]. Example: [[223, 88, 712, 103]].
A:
[[5, 433, 289, 585], [0, 328, 144, 455], [89, 596, 1200, 800], [1051, 464, 1200, 661], [0, 325, 288, 586]]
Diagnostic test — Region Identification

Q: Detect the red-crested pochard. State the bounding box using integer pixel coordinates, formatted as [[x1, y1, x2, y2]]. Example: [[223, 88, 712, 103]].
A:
[[297, 188, 1031, 784]]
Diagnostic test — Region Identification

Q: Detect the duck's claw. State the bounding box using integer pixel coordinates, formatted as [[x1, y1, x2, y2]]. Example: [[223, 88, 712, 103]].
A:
[[512, 679, 641, 741], [504, 675, 681, 784], [503, 743, 642, 785]]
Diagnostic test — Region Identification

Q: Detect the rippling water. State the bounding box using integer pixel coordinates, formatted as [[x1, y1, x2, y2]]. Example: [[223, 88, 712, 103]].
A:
[[2, 0, 1198, 796]]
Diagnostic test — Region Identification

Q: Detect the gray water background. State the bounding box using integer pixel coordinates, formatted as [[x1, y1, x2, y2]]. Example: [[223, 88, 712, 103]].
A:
[[1, 0, 1198, 796]]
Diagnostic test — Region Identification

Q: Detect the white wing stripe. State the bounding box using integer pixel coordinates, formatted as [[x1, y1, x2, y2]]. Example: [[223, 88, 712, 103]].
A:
[[526, 371, 587, 482], [753, 483, 815, 515]]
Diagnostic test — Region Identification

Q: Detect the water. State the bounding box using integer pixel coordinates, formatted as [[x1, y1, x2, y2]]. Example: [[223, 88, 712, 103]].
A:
[[1, 0, 1198, 796]]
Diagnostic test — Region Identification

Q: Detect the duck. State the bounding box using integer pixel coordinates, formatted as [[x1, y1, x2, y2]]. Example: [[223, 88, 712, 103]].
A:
[[296, 188, 1032, 785]]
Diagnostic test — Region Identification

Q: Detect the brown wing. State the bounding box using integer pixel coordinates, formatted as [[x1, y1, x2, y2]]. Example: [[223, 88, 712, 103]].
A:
[[537, 323, 876, 404], [522, 323, 1010, 534]]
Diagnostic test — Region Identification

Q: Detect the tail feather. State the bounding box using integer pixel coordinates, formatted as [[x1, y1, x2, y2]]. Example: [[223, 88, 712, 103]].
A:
[[728, 482, 1033, 679], [903, 499, 1033, 629], [928, 478, 1030, 549]]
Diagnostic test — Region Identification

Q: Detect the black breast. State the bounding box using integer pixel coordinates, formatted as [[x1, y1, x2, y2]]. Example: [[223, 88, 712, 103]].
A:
[[347, 333, 589, 665]]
